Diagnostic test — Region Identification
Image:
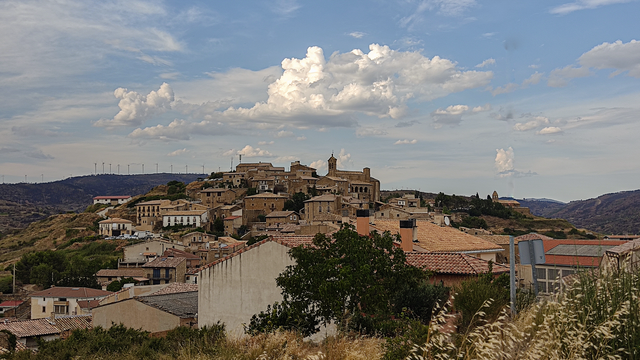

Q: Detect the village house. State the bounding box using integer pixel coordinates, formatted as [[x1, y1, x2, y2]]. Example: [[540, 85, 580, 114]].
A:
[[242, 192, 287, 225], [93, 195, 132, 205], [303, 194, 343, 224], [223, 215, 243, 235], [222, 172, 246, 187], [405, 252, 509, 286], [387, 194, 420, 208], [326, 154, 381, 202], [120, 240, 186, 268], [601, 238, 640, 273], [93, 290, 198, 335], [95, 268, 147, 288], [199, 188, 237, 207], [98, 217, 134, 237], [163, 248, 201, 269], [491, 191, 531, 216], [136, 199, 171, 231], [0, 300, 23, 315], [142, 256, 187, 285], [29, 287, 112, 319], [265, 211, 299, 227], [0, 315, 92, 350], [162, 209, 209, 228], [180, 231, 216, 249]]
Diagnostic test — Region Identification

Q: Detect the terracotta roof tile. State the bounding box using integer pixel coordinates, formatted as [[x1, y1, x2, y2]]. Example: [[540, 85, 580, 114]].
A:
[[0, 301, 23, 307], [77, 300, 101, 309], [98, 217, 133, 224], [475, 235, 516, 245], [515, 233, 555, 241], [371, 220, 503, 253], [141, 256, 186, 268], [29, 287, 112, 299], [0, 319, 60, 338], [406, 252, 509, 275], [49, 315, 92, 332], [149, 283, 198, 296]]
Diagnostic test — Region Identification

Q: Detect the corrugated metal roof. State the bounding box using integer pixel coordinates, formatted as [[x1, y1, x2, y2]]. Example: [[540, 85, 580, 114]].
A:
[[546, 244, 616, 257]]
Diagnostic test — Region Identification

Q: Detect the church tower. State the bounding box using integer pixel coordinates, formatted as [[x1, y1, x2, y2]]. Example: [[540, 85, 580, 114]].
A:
[[327, 154, 337, 177], [492, 191, 499, 201]]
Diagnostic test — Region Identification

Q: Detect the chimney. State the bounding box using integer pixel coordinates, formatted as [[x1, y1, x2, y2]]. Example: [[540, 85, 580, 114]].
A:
[[399, 219, 416, 252], [356, 209, 369, 236]]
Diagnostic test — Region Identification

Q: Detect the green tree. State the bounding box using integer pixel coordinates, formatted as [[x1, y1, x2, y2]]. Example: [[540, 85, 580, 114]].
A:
[[270, 225, 446, 335], [0, 276, 13, 294], [213, 218, 224, 233], [107, 277, 136, 292], [283, 192, 309, 212]]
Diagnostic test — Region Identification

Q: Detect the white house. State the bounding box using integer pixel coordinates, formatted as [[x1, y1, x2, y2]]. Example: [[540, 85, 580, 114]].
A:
[[29, 287, 112, 319], [198, 235, 313, 337], [163, 210, 209, 228], [99, 218, 134, 237], [93, 195, 132, 205]]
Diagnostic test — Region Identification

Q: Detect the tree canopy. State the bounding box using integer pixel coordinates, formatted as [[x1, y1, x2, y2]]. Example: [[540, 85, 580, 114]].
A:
[[247, 225, 448, 336]]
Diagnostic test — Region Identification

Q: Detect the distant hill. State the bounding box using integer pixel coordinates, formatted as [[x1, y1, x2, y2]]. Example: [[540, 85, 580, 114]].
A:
[[511, 191, 640, 235], [0, 173, 206, 234]]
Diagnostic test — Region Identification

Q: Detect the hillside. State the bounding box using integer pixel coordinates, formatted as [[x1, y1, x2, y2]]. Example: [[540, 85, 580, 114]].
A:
[[0, 173, 206, 235]]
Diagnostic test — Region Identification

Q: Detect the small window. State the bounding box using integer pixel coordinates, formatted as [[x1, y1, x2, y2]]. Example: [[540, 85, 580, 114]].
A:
[[42, 306, 46, 313], [536, 268, 546, 280], [548, 269, 559, 281]]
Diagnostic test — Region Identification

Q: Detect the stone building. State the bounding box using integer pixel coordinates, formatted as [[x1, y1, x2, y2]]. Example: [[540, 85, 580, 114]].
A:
[[242, 192, 287, 225]]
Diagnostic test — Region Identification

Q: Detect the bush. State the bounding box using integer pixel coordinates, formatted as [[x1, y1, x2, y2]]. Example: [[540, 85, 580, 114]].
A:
[[453, 271, 509, 332]]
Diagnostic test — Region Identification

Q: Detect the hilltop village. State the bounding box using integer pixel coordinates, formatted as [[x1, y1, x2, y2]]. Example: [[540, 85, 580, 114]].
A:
[[0, 154, 638, 353]]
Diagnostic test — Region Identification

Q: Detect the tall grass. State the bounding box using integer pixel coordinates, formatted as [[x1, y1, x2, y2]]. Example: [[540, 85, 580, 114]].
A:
[[410, 266, 640, 360]]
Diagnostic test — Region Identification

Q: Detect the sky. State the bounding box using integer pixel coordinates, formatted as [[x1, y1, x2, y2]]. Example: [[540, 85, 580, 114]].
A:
[[1, 0, 639, 202]]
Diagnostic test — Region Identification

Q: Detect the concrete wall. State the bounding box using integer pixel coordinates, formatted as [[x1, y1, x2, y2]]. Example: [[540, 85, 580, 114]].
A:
[[198, 241, 296, 337], [93, 298, 181, 333], [123, 241, 185, 262]]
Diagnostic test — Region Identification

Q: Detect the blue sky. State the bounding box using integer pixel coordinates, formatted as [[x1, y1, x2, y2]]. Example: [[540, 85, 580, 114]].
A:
[[1, 0, 639, 202]]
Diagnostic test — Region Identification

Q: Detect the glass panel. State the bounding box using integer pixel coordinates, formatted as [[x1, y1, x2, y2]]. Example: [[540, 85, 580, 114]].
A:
[[548, 269, 559, 280], [537, 281, 547, 293], [536, 268, 546, 280], [562, 269, 575, 277]]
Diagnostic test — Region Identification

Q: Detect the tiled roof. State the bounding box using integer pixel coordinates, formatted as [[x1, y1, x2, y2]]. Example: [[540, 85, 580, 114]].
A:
[[77, 299, 101, 309], [543, 239, 626, 267], [149, 283, 198, 296], [605, 238, 640, 255], [138, 291, 198, 318], [475, 235, 516, 245], [406, 252, 510, 275], [224, 215, 242, 220], [96, 269, 145, 278], [0, 301, 23, 307], [266, 211, 296, 217], [136, 200, 166, 206], [200, 188, 232, 193], [0, 319, 60, 338], [305, 194, 337, 202], [29, 287, 112, 299], [163, 210, 207, 216], [515, 233, 555, 241], [245, 192, 286, 199], [198, 235, 315, 273], [163, 248, 200, 260], [50, 315, 92, 332], [98, 218, 132, 224], [142, 256, 186, 268], [371, 220, 503, 253]]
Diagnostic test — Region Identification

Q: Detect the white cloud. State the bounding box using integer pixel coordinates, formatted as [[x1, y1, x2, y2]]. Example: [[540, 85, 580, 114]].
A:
[[513, 116, 549, 131], [356, 127, 388, 137], [550, 0, 631, 14], [128, 119, 230, 141], [258, 141, 275, 145], [296, 136, 307, 141], [495, 147, 514, 176], [237, 145, 273, 157], [95, 83, 174, 127], [167, 148, 189, 157], [275, 155, 298, 162], [310, 159, 327, 171], [222, 149, 235, 156], [336, 149, 352, 168], [490, 83, 519, 96], [578, 40, 640, 78], [548, 66, 592, 87], [522, 72, 543, 86], [431, 103, 490, 127], [537, 126, 563, 135], [275, 130, 294, 138], [475, 58, 496, 68], [272, 0, 301, 16], [222, 44, 492, 125], [159, 72, 181, 80], [495, 147, 536, 178], [394, 139, 418, 145], [0, 0, 182, 88], [349, 32, 366, 38], [395, 120, 420, 127]]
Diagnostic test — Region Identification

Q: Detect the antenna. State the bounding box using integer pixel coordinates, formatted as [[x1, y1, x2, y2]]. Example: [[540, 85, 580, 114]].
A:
[[239, 154, 242, 164]]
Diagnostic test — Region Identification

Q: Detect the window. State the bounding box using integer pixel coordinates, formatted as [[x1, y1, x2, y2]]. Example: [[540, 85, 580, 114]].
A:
[[536, 268, 546, 280], [548, 269, 559, 280], [562, 269, 575, 277], [54, 305, 68, 315], [537, 282, 547, 293], [42, 306, 46, 313]]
